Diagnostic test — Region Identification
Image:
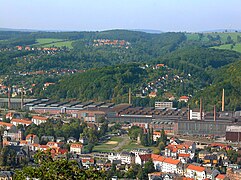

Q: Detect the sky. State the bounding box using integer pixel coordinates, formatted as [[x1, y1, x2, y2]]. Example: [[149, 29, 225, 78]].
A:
[[0, 0, 241, 32]]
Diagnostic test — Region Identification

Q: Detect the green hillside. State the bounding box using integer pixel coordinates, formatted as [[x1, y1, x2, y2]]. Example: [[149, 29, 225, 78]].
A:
[[191, 60, 241, 111]]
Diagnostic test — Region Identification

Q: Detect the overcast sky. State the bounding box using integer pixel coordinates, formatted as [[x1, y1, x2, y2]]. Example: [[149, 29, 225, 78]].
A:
[[0, 0, 241, 32]]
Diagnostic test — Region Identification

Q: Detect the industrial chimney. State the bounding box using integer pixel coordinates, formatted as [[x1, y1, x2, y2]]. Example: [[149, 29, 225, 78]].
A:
[[21, 88, 24, 110], [200, 98, 202, 120], [129, 88, 131, 105], [222, 89, 225, 112], [188, 104, 190, 120], [214, 105, 216, 122], [8, 86, 11, 110]]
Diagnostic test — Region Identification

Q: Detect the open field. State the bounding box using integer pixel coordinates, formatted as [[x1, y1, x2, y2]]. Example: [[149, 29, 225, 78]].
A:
[[35, 38, 74, 48], [35, 38, 64, 45], [41, 40, 74, 48], [186, 32, 241, 43], [93, 136, 126, 152], [212, 43, 241, 53]]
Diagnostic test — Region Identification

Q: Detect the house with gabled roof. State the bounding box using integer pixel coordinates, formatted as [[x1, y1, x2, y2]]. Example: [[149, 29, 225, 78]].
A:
[[186, 164, 206, 180], [31, 115, 48, 125], [0, 121, 16, 130], [135, 154, 151, 165], [11, 118, 32, 127], [26, 134, 39, 144], [151, 154, 165, 171], [70, 143, 83, 155], [162, 158, 182, 174]]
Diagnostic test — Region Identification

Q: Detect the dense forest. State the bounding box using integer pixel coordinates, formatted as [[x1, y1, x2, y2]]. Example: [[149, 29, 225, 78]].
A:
[[0, 30, 241, 110]]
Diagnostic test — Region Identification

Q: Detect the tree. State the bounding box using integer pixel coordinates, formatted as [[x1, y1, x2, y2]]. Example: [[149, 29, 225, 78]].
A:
[[158, 141, 166, 151], [226, 36, 234, 44], [128, 126, 143, 140], [237, 35, 241, 43], [144, 160, 155, 174], [160, 128, 167, 145], [14, 151, 107, 179]]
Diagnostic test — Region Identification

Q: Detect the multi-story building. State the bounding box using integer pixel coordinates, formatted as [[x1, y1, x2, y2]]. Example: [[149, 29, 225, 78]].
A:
[[70, 143, 83, 154], [186, 164, 206, 180]]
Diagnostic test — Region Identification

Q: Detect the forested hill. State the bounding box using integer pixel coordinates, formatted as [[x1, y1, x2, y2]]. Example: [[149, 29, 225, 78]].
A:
[[42, 64, 147, 102], [0, 30, 241, 110], [190, 60, 241, 111]]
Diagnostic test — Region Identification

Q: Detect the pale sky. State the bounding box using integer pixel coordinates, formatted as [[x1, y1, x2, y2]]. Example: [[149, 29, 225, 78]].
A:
[[0, 0, 241, 32]]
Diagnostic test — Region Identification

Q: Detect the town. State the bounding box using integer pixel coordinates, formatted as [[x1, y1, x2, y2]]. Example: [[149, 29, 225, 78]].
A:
[[0, 96, 241, 179]]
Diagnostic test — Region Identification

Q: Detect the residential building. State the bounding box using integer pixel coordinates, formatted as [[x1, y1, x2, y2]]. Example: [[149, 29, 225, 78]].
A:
[[11, 118, 32, 127], [81, 157, 95, 168], [70, 143, 83, 154], [179, 96, 189, 102], [151, 154, 165, 171], [108, 152, 135, 165], [162, 158, 182, 174], [0, 121, 16, 130], [31, 115, 48, 125], [26, 134, 39, 144], [135, 154, 151, 165], [186, 164, 206, 180]]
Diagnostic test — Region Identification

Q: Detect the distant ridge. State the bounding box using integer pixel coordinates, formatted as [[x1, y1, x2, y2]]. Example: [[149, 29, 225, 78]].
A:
[[200, 29, 241, 33], [130, 29, 163, 34]]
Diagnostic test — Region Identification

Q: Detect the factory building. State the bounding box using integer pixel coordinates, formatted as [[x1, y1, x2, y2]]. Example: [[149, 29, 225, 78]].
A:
[[226, 126, 241, 142], [173, 120, 233, 136]]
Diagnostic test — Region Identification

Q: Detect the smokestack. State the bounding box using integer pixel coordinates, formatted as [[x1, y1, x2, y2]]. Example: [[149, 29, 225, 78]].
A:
[[129, 88, 131, 104], [200, 98, 202, 120], [8, 86, 11, 110], [222, 89, 225, 112], [188, 104, 190, 120], [21, 88, 24, 109], [214, 105, 216, 122]]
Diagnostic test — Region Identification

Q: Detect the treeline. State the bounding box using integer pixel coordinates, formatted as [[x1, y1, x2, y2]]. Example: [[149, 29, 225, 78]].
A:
[[41, 64, 146, 101]]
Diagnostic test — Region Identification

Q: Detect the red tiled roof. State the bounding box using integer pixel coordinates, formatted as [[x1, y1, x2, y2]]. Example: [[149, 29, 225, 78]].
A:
[[20, 140, 28, 145], [26, 134, 37, 139], [40, 145, 49, 149], [163, 158, 180, 165], [179, 153, 190, 158], [32, 116, 48, 121], [153, 131, 161, 135], [11, 118, 32, 125], [58, 149, 68, 154], [179, 96, 189, 99], [187, 164, 205, 172], [82, 158, 94, 163], [6, 112, 13, 117], [210, 143, 226, 148], [139, 154, 151, 161], [70, 143, 83, 148], [216, 174, 226, 179], [0, 121, 14, 127], [151, 154, 165, 162]]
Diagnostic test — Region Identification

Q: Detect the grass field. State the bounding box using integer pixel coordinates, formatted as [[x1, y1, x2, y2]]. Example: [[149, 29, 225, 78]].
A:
[[186, 32, 241, 43], [41, 40, 74, 48], [36, 38, 64, 45], [35, 38, 74, 48], [93, 136, 125, 152], [212, 43, 241, 53]]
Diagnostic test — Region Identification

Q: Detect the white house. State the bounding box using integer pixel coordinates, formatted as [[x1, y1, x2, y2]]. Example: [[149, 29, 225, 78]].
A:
[[186, 164, 206, 180], [70, 143, 83, 154], [151, 154, 165, 171], [108, 152, 135, 164], [11, 118, 32, 127], [162, 158, 182, 174], [31, 116, 48, 125]]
